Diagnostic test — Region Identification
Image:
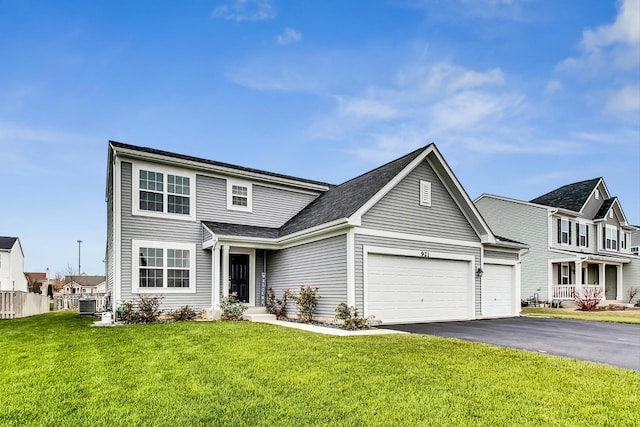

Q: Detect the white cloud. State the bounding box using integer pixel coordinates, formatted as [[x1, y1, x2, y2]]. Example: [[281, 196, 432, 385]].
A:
[[277, 28, 302, 45], [558, 0, 640, 75], [605, 84, 640, 113], [212, 0, 275, 22], [336, 96, 399, 120], [544, 80, 563, 95]]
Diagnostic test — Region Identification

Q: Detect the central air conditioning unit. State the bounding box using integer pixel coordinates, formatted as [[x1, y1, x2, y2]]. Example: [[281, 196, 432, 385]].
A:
[[78, 299, 97, 316]]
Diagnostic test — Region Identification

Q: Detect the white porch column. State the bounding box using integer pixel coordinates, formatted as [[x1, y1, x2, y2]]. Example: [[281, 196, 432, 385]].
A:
[[212, 244, 221, 309], [598, 263, 606, 296], [222, 245, 230, 298], [616, 264, 623, 301], [574, 261, 582, 293]]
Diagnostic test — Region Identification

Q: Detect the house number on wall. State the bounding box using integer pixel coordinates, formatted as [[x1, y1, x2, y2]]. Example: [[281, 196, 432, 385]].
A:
[[420, 251, 429, 258]]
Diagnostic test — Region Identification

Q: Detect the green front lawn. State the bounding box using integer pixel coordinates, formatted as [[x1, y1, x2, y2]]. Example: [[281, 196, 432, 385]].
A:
[[522, 307, 640, 324], [1, 312, 638, 426]]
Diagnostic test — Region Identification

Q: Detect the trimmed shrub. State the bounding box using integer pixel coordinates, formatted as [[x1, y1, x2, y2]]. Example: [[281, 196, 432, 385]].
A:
[[169, 305, 200, 321], [334, 303, 370, 330], [220, 292, 247, 321], [120, 295, 163, 324], [293, 285, 319, 323], [265, 288, 292, 319]]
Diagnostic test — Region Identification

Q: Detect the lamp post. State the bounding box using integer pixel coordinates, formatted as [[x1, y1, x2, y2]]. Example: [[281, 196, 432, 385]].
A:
[[77, 240, 82, 275]]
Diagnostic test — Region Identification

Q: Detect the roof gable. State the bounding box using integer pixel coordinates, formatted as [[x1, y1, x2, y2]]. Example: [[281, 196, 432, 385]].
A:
[[279, 146, 426, 236], [595, 197, 629, 225], [65, 275, 106, 287], [530, 178, 602, 212], [0, 236, 18, 250]]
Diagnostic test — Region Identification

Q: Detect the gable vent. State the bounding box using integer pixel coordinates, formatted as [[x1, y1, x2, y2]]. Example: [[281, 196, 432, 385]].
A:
[[420, 180, 432, 207]]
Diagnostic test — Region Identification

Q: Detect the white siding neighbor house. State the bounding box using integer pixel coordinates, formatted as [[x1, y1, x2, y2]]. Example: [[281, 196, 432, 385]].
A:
[[476, 178, 640, 305], [0, 237, 28, 292], [106, 141, 526, 324]]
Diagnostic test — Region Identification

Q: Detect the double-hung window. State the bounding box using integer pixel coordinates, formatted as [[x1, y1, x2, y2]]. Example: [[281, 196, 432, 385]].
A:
[[605, 225, 618, 251], [559, 219, 570, 245], [561, 264, 570, 285], [227, 179, 252, 212], [134, 164, 195, 220], [578, 223, 588, 247], [133, 241, 196, 293]]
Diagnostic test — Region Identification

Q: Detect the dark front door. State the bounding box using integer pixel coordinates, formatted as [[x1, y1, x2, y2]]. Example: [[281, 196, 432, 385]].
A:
[[230, 254, 250, 303]]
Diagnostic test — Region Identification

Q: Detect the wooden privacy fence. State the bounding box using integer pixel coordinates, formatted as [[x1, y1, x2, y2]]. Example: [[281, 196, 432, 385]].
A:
[[53, 293, 107, 311], [0, 291, 50, 319]]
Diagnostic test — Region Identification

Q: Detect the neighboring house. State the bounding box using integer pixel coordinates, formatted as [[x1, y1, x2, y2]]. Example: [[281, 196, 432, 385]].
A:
[[25, 271, 50, 294], [106, 141, 526, 324], [476, 178, 640, 305], [61, 275, 107, 295], [0, 237, 28, 292]]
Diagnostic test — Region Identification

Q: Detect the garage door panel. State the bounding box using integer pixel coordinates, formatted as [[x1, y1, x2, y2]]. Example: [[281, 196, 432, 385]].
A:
[[482, 263, 516, 318], [366, 254, 473, 324]]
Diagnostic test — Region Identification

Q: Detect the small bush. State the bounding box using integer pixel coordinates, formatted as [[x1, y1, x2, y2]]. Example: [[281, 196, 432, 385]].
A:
[[627, 287, 639, 304], [169, 305, 200, 321], [334, 303, 370, 330], [220, 292, 247, 321], [265, 288, 292, 319], [293, 285, 319, 323], [119, 295, 163, 324], [574, 287, 604, 311]]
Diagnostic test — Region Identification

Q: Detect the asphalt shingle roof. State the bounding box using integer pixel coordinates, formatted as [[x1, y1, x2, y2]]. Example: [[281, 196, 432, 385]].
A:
[[202, 144, 430, 239], [110, 141, 333, 188], [279, 145, 428, 236], [202, 222, 280, 239], [0, 236, 18, 250], [66, 275, 106, 287], [594, 197, 616, 220], [530, 178, 601, 212]]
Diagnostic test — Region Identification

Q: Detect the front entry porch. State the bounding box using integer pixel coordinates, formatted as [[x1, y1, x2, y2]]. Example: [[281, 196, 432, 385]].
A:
[[550, 257, 625, 301]]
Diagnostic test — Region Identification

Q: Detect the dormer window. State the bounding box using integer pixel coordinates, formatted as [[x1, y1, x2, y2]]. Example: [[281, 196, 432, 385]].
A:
[[227, 179, 252, 212]]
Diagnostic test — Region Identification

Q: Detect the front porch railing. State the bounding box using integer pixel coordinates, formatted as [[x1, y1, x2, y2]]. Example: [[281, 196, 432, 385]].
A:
[[552, 285, 602, 300]]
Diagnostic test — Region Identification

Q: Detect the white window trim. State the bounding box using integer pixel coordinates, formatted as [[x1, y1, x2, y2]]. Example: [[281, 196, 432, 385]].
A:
[[132, 240, 196, 294], [605, 225, 618, 251], [419, 180, 432, 207], [132, 161, 196, 222], [226, 179, 253, 212], [561, 263, 570, 285]]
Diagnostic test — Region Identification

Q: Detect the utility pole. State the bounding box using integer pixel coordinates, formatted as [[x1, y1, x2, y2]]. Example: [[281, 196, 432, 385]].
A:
[[77, 240, 82, 275]]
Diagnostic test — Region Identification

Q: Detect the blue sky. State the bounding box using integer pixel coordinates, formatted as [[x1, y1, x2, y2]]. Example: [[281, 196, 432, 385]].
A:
[[1, 0, 638, 276]]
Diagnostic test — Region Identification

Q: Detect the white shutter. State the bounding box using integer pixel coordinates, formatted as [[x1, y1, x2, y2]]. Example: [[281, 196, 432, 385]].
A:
[[420, 180, 431, 207]]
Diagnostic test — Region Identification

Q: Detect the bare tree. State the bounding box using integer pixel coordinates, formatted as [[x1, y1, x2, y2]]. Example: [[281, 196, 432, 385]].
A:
[[574, 287, 604, 311], [628, 287, 639, 304]]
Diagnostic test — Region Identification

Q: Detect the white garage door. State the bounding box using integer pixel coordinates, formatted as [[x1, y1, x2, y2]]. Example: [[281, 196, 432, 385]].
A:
[[366, 253, 474, 324], [482, 263, 516, 318]]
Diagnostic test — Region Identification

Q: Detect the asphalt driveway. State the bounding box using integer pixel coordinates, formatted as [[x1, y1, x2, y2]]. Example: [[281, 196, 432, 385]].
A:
[[385, 316, 640, 371]]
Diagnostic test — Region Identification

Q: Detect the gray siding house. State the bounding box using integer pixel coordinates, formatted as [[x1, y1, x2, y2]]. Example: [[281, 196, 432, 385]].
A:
[[106, 141, 525, 324], [476, 178, 639, 305]]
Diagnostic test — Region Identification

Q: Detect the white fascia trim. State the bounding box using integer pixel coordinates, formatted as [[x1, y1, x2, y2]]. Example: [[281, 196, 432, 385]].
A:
[[208, 218, 350, 250], [355, 227, 483, 249], [202, 223, 217, 249], [346, 228, 355, 307], [131, 239, 197, 294], [131, 160, 197, 222], [114, 156, 122, 308], [363, 245, 475, 262], [113, 147, 331, 192], [579, 178, 604, 214], [483, 258, 519, 266]]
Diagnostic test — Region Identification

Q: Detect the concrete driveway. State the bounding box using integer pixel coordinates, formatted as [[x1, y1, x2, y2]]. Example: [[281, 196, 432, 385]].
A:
[[385, 316, 640, 371]]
